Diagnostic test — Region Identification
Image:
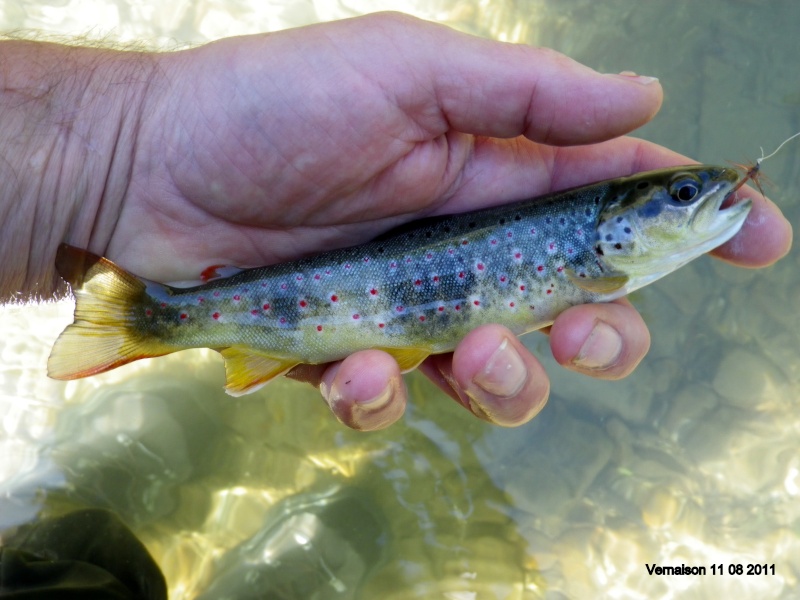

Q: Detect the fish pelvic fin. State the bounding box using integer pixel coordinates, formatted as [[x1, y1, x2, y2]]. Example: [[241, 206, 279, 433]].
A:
[[376, 347, 430, 373], [48, 244, 174, 380], [218, 347, 299, 396]]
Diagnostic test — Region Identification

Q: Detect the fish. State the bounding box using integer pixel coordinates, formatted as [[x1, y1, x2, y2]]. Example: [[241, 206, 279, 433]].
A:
[[48, 165, 752, 396]]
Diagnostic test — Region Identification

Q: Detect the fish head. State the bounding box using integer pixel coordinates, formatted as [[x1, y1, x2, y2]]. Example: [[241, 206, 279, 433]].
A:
[[594, 165, 752, 290]]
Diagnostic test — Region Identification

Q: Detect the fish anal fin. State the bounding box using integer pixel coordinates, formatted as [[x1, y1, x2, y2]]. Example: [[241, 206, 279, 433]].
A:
[[376, 347, 430, 373], [219, 347, 298, 396], [566, 268, 629, 294]]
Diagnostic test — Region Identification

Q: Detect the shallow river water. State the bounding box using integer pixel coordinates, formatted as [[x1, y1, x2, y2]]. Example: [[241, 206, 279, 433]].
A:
[[1, 1, 799, 598]]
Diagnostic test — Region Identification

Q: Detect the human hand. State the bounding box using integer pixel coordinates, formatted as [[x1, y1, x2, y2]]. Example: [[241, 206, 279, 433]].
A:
[[88, 13, 791, 429]]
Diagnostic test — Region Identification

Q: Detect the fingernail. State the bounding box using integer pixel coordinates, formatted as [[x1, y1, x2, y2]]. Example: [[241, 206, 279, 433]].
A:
[[573, 321, 623, 369], [472, 338, 527, 398], [609, 70, 659, 85]]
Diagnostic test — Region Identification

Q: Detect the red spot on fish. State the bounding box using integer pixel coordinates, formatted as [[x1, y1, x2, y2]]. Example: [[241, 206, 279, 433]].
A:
[[557, 266, 564, 273], [530, 228, 537, 235], [279, 317, 287, 324], [419, 316, 426, 322], [280, 283, 287, 290], [251, 309, 259, 316], [406, 257, 412, 263], [325, 269, 332, 275], [370, 288, 378, 295], [537, 265, 544, 272], [567, 248, 574, 254], [299, 299, 307, 308], [448, 248, 455, 255], [509, 302, 515, 307], [432, 275, 440, 283], [390, 262, 398, 269], [213, 291, 220, 297], [519, 285, 526, 291], [330, 294, 338, 302], [213, 312, 220, 320], [160, 302, 166, 308], [314, 274, 321, 280], [317, 325, 323, 332], [462, 240, 469, 245], [438, 306, 445, 312], [414, 279, 422, 286], [476, 263, 485, 271], [378, 323, 385, 329], [233, 295, 241, 301], [455, 304, 461, 311], [490, 239, 497, 245], [507, 231, 513, 238], [473, 300, 480, 306], [145, 309, 152, 316], [514, 252, 522, 259], [426, 253, 433, 260], [499, 275, 506, 282], [546, 289, 552, 295], [263, 303, 270, 310], [396, 306, 404, 312], [344, 264, 352, 270], [577, 229, 583, 236], [180, 313, 188, 320], [197, 297, 204, 303], [458, 271, 465, 279], [352, 314, 360, 320], [363, 257, 370, 263], [549, 242, 556, 250]]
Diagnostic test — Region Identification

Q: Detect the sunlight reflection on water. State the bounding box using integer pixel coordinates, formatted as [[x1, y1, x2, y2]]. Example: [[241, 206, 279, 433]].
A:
[[2, 1, 799, 598]]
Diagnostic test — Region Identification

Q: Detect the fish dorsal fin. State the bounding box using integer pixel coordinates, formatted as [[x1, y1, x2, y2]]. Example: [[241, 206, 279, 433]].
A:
[[218, 347, 298, 396], [376, 347, 430, 372], [566, 268, 629, 294], [200, 264, 246, 282]]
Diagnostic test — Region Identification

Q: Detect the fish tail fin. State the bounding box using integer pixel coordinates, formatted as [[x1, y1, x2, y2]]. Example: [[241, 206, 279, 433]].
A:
[[48, 244, 174, 380]]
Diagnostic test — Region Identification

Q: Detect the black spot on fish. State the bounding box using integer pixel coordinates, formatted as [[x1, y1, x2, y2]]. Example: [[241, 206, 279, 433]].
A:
[[585, 208, 593, 216], [499, 218, 506, 225], [469, 222, 477, 229], [377, 247, 384, 254], [605, 234, 613, 241], [614, 243, 623, 250], [624, 227, 631, 234], [444, 226, 451, 233], [636, 181, 650, 190], [594, 196, 600, 204], [545, 217, 552, 224], [514, 214, 521, 221], [425, 231, 432, 238], [596, 245, 605, 256], [616, 217, 624, 223], [559, 217, 566, 225]]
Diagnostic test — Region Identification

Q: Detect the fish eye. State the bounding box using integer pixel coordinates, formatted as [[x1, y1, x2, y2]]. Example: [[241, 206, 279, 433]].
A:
[[670, 179, 701, 203]]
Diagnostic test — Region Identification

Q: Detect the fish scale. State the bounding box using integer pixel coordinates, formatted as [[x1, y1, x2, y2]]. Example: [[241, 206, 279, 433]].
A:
[[48, 165, 751, 395]]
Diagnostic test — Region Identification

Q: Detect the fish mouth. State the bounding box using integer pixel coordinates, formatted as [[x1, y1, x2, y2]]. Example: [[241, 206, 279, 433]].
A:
[[689, 179, 753, 251]]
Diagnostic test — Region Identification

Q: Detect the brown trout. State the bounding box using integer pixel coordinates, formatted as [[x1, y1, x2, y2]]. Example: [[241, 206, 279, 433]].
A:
[[48, 166, 751, 395]]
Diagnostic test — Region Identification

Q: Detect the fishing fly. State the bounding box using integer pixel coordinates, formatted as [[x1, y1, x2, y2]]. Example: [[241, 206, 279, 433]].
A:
[[730, 130, 800, 197]]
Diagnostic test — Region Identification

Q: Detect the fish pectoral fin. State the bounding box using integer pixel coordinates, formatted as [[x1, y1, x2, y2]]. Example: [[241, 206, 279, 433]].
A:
[[566, 268, 629, 294], [218, 347, 298, 396], [376, 347, 431, 373]]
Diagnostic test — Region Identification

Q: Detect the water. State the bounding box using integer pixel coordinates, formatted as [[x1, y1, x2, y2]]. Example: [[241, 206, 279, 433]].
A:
[[2, 1, 799, 598]]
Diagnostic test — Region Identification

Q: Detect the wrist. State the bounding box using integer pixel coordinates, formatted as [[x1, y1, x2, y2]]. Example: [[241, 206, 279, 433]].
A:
[[0, 40, 159, 302]]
